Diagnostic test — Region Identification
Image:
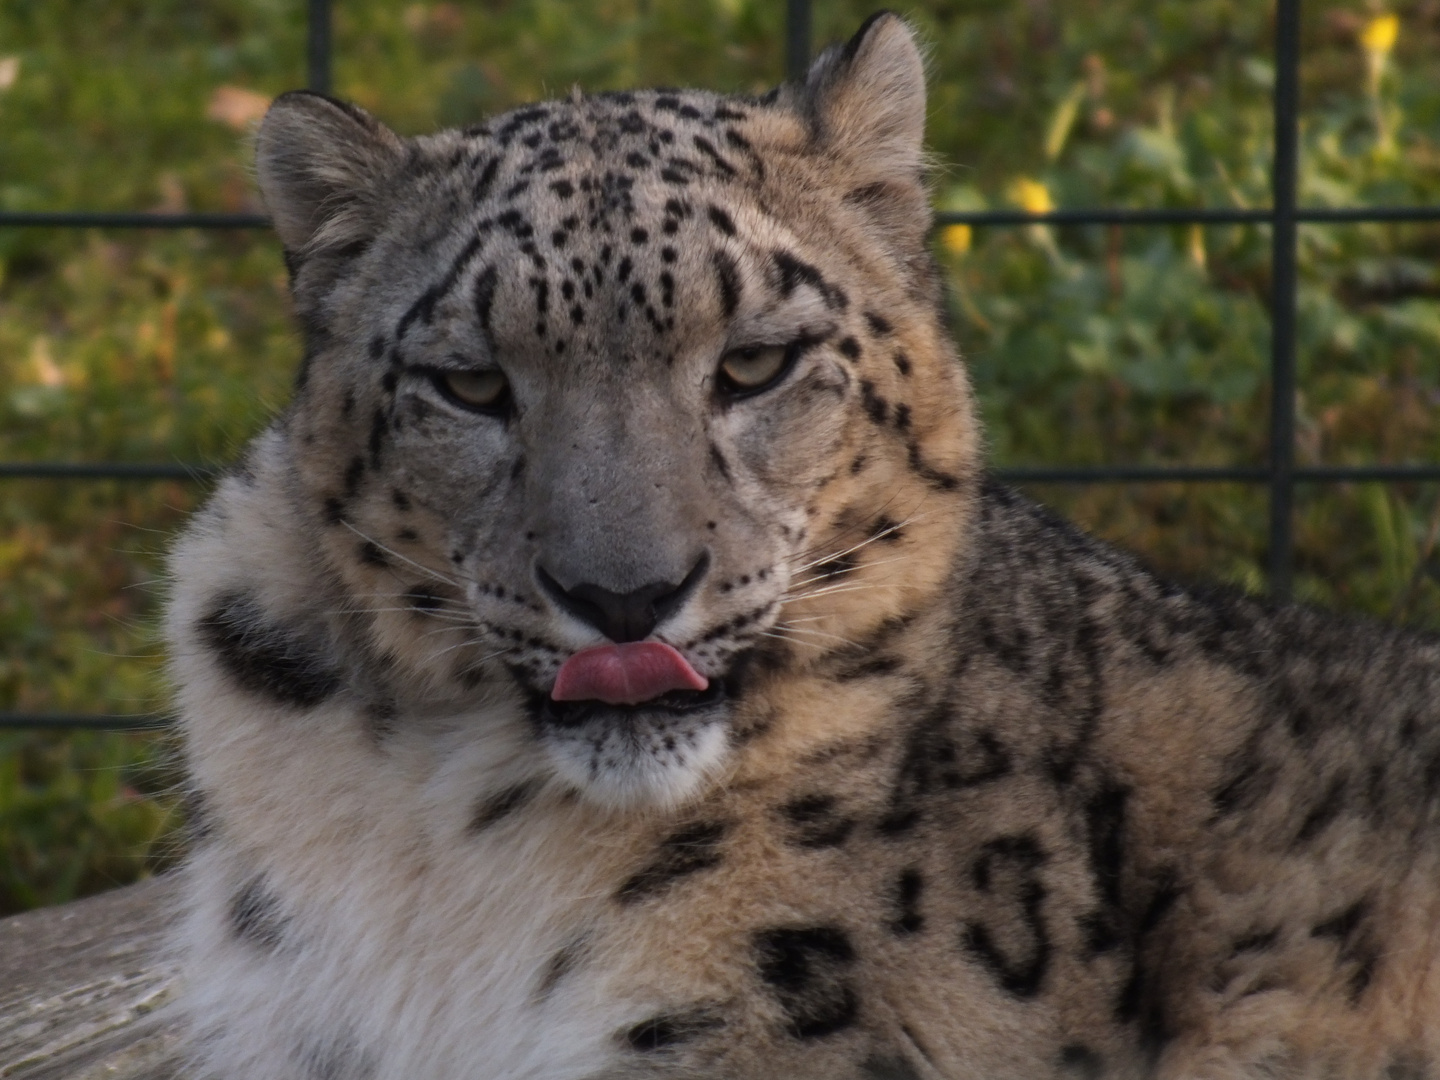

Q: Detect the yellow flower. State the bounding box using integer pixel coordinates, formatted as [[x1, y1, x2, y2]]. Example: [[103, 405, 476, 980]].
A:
[[940, 223, 972, 255], [1187, 223, 1207, 271], [1361, 13, 1399, 56], [1011, 177, 1055, 216]]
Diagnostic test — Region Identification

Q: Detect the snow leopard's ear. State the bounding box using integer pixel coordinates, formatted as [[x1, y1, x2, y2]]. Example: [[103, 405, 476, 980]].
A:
[[255, 90, 404, 256], [800, 13, 932, 272], [803, 13, 927, 177]]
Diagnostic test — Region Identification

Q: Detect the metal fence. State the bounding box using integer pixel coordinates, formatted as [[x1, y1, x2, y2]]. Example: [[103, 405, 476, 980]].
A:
[[3, 0, 1440, 731]]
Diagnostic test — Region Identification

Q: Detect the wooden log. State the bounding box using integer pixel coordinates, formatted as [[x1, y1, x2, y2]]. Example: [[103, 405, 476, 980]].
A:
[[0, 876, 184, 1079]]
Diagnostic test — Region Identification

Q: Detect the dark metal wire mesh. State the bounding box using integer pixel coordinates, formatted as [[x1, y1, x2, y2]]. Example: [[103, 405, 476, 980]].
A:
[[4, 0, 1440, 729]]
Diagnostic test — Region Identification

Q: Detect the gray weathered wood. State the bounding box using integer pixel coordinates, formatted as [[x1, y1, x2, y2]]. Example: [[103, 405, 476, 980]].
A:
[[0, 876, 185, 1079]]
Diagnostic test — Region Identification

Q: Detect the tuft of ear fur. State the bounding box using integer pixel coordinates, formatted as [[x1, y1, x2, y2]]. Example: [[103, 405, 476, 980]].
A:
[[799, 13, 933, 283], [803, 12, 927, 181], [254, 91, 403, 256]]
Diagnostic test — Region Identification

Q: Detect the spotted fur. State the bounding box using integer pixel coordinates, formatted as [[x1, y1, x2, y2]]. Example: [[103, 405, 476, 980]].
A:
[[168, 14, 1440, 1079]]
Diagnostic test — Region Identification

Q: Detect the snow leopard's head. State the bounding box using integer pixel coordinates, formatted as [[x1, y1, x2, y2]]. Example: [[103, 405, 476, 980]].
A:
[[255, 13, 978, 807]]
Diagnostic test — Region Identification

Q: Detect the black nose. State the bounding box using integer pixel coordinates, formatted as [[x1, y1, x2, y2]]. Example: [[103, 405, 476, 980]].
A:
[[536, 554, 710, 643]]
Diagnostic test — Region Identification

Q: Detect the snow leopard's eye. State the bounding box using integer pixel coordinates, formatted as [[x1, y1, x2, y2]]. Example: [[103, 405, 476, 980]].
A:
[[434, 369, 511, 414], [717, 344, 790, 396]]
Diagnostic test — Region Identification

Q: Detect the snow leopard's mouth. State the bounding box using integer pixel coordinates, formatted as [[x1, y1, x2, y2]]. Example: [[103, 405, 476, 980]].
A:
[[550, 640, 709, 706], [539, 677, 727, 729], [529, 673, 736, 807]]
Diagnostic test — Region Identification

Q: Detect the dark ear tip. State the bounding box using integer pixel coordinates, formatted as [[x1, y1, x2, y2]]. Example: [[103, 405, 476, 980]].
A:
[[842, 10, 904, 63], [263, 89, 381, 133]]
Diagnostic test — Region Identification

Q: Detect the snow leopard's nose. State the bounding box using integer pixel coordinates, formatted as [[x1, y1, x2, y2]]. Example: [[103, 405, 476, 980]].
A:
[[536, 554, 710, 643]]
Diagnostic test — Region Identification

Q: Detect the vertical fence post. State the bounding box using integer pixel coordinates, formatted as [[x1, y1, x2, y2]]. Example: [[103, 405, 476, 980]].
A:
[[1268, 0, 1301, 600], [308, 0, 333, 94], [786, 0, 812, 82]]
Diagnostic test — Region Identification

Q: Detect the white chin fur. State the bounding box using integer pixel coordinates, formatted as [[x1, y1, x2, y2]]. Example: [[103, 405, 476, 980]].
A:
[[544, 713, 729, 810]]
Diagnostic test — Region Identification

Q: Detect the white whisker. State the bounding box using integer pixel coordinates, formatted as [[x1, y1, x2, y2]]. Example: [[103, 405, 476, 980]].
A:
[[789, 491, 915, 562], [784, 582, 885, 603], [340, 522, 469, 590], [431, 636, 499, 661], [771, 625, 861, 648], [334, 606, 474, 620], [788, 513, 924, 577], [786, 552, 916, 593], [423, 621, 480, 637], [759, 630, 829, 652]]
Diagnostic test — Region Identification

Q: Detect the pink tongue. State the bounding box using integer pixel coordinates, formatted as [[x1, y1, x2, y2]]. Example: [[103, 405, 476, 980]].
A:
[[552, 642, 708, 706]]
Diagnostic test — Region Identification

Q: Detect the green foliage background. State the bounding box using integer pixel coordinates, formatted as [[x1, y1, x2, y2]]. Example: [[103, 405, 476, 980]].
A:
[[2, 0, 1439, 912]]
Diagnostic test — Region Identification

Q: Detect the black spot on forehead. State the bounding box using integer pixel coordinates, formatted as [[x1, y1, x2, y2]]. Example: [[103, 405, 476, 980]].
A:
[[707, 205, 737, 236], [772, 251, 847, 310], [692, 134, 737, 176], [394, 231, 485, 340], [713, 251, 741, 318]]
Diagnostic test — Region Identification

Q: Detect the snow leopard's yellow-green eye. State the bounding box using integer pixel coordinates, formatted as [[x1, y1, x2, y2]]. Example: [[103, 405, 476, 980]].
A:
[[718, 345, 789, 394], [437, 369, 510, 412]]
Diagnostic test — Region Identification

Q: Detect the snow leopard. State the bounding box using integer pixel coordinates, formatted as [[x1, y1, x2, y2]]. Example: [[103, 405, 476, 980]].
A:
[[166, 12, 1440, 1079]]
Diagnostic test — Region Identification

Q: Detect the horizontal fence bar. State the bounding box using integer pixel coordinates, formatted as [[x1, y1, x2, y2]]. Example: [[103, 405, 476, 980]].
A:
[[0, 212, 270, 229], [936, 206, 1440, 227], [0, 713, 170, 731], [6, 464, 1440, 484], [0, 462, 221, 480], [1295, 206, 1440, 223], [1292, 465, 1440, 482], [995, 465, 1440, 483], [938, 208, 1270, 227], [996, 465, 1267, 483], [5, 207, 1439, 232]]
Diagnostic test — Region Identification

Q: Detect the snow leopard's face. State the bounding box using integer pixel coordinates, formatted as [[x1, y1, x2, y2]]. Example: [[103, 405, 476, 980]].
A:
[[257, 30, 977, 807]]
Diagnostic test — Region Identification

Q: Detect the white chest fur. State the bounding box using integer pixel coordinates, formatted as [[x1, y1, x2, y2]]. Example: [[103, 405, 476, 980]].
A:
[[178, 697, 658, 1080]]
